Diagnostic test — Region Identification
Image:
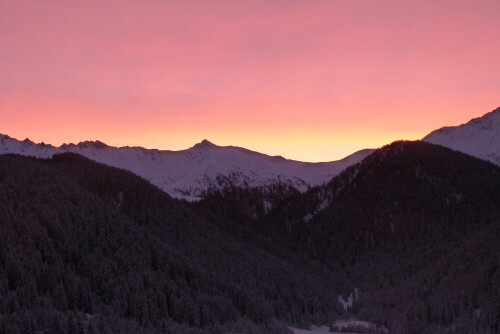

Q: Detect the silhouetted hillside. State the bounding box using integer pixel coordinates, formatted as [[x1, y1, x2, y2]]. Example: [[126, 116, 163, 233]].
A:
[[0, 153, 341, 333], [262, 141, 500, 333]]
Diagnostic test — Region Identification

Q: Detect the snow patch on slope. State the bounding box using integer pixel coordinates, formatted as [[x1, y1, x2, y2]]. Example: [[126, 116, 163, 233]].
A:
[[290, 326, 331, 334], [290, 319, 385, 334]]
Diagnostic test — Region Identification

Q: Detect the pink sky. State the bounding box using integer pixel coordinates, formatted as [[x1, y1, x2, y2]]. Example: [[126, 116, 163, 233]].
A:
[[1, 0, 499, 161]]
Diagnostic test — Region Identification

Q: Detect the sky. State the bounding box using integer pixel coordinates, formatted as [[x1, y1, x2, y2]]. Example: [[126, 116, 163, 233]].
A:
[[1, 0, 499, 162]]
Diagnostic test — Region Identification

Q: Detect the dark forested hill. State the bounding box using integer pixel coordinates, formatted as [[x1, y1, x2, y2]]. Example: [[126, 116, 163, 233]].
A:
[[261, 141, 500, 333], [1, 141, 499, 334], [0, 153, 341, 334]]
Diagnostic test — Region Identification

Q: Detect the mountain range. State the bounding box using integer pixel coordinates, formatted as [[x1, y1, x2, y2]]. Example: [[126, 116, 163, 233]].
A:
[[1, 107, 499, 201], [1, 139, 498, 333], [0, 135, 373, 201]]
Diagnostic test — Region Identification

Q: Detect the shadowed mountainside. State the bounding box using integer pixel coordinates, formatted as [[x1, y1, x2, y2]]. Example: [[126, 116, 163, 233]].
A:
[[0, 153, 344, 333], [261, 141, 500, 333]]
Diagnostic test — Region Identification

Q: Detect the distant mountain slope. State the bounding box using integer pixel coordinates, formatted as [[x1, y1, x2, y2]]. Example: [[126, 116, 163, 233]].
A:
[[0, 134, 373, 200], [0, 153, 344, 333], [261, 141, 500, 333], [423, 107, 500, 164]]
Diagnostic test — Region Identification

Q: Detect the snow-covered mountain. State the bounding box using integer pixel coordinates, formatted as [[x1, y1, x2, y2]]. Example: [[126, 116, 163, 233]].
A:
[[423, 107, 500, 165], [0, 134, 374, 200]]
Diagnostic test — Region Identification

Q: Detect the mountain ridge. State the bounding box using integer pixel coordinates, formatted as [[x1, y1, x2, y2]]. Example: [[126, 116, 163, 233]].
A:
[[423, 107, 500, 164], [0, 134, 374, 200]]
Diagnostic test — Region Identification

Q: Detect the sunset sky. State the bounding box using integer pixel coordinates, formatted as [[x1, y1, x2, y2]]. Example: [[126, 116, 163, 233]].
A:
[[1, 0, 499, 162]]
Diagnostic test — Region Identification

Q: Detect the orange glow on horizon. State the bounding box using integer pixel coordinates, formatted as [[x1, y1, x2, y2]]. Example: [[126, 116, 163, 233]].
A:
[[1, 0, 499, 162]]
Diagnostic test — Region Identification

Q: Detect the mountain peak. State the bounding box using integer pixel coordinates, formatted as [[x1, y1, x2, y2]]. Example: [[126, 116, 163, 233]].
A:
[[193, 139, 217, 149]]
